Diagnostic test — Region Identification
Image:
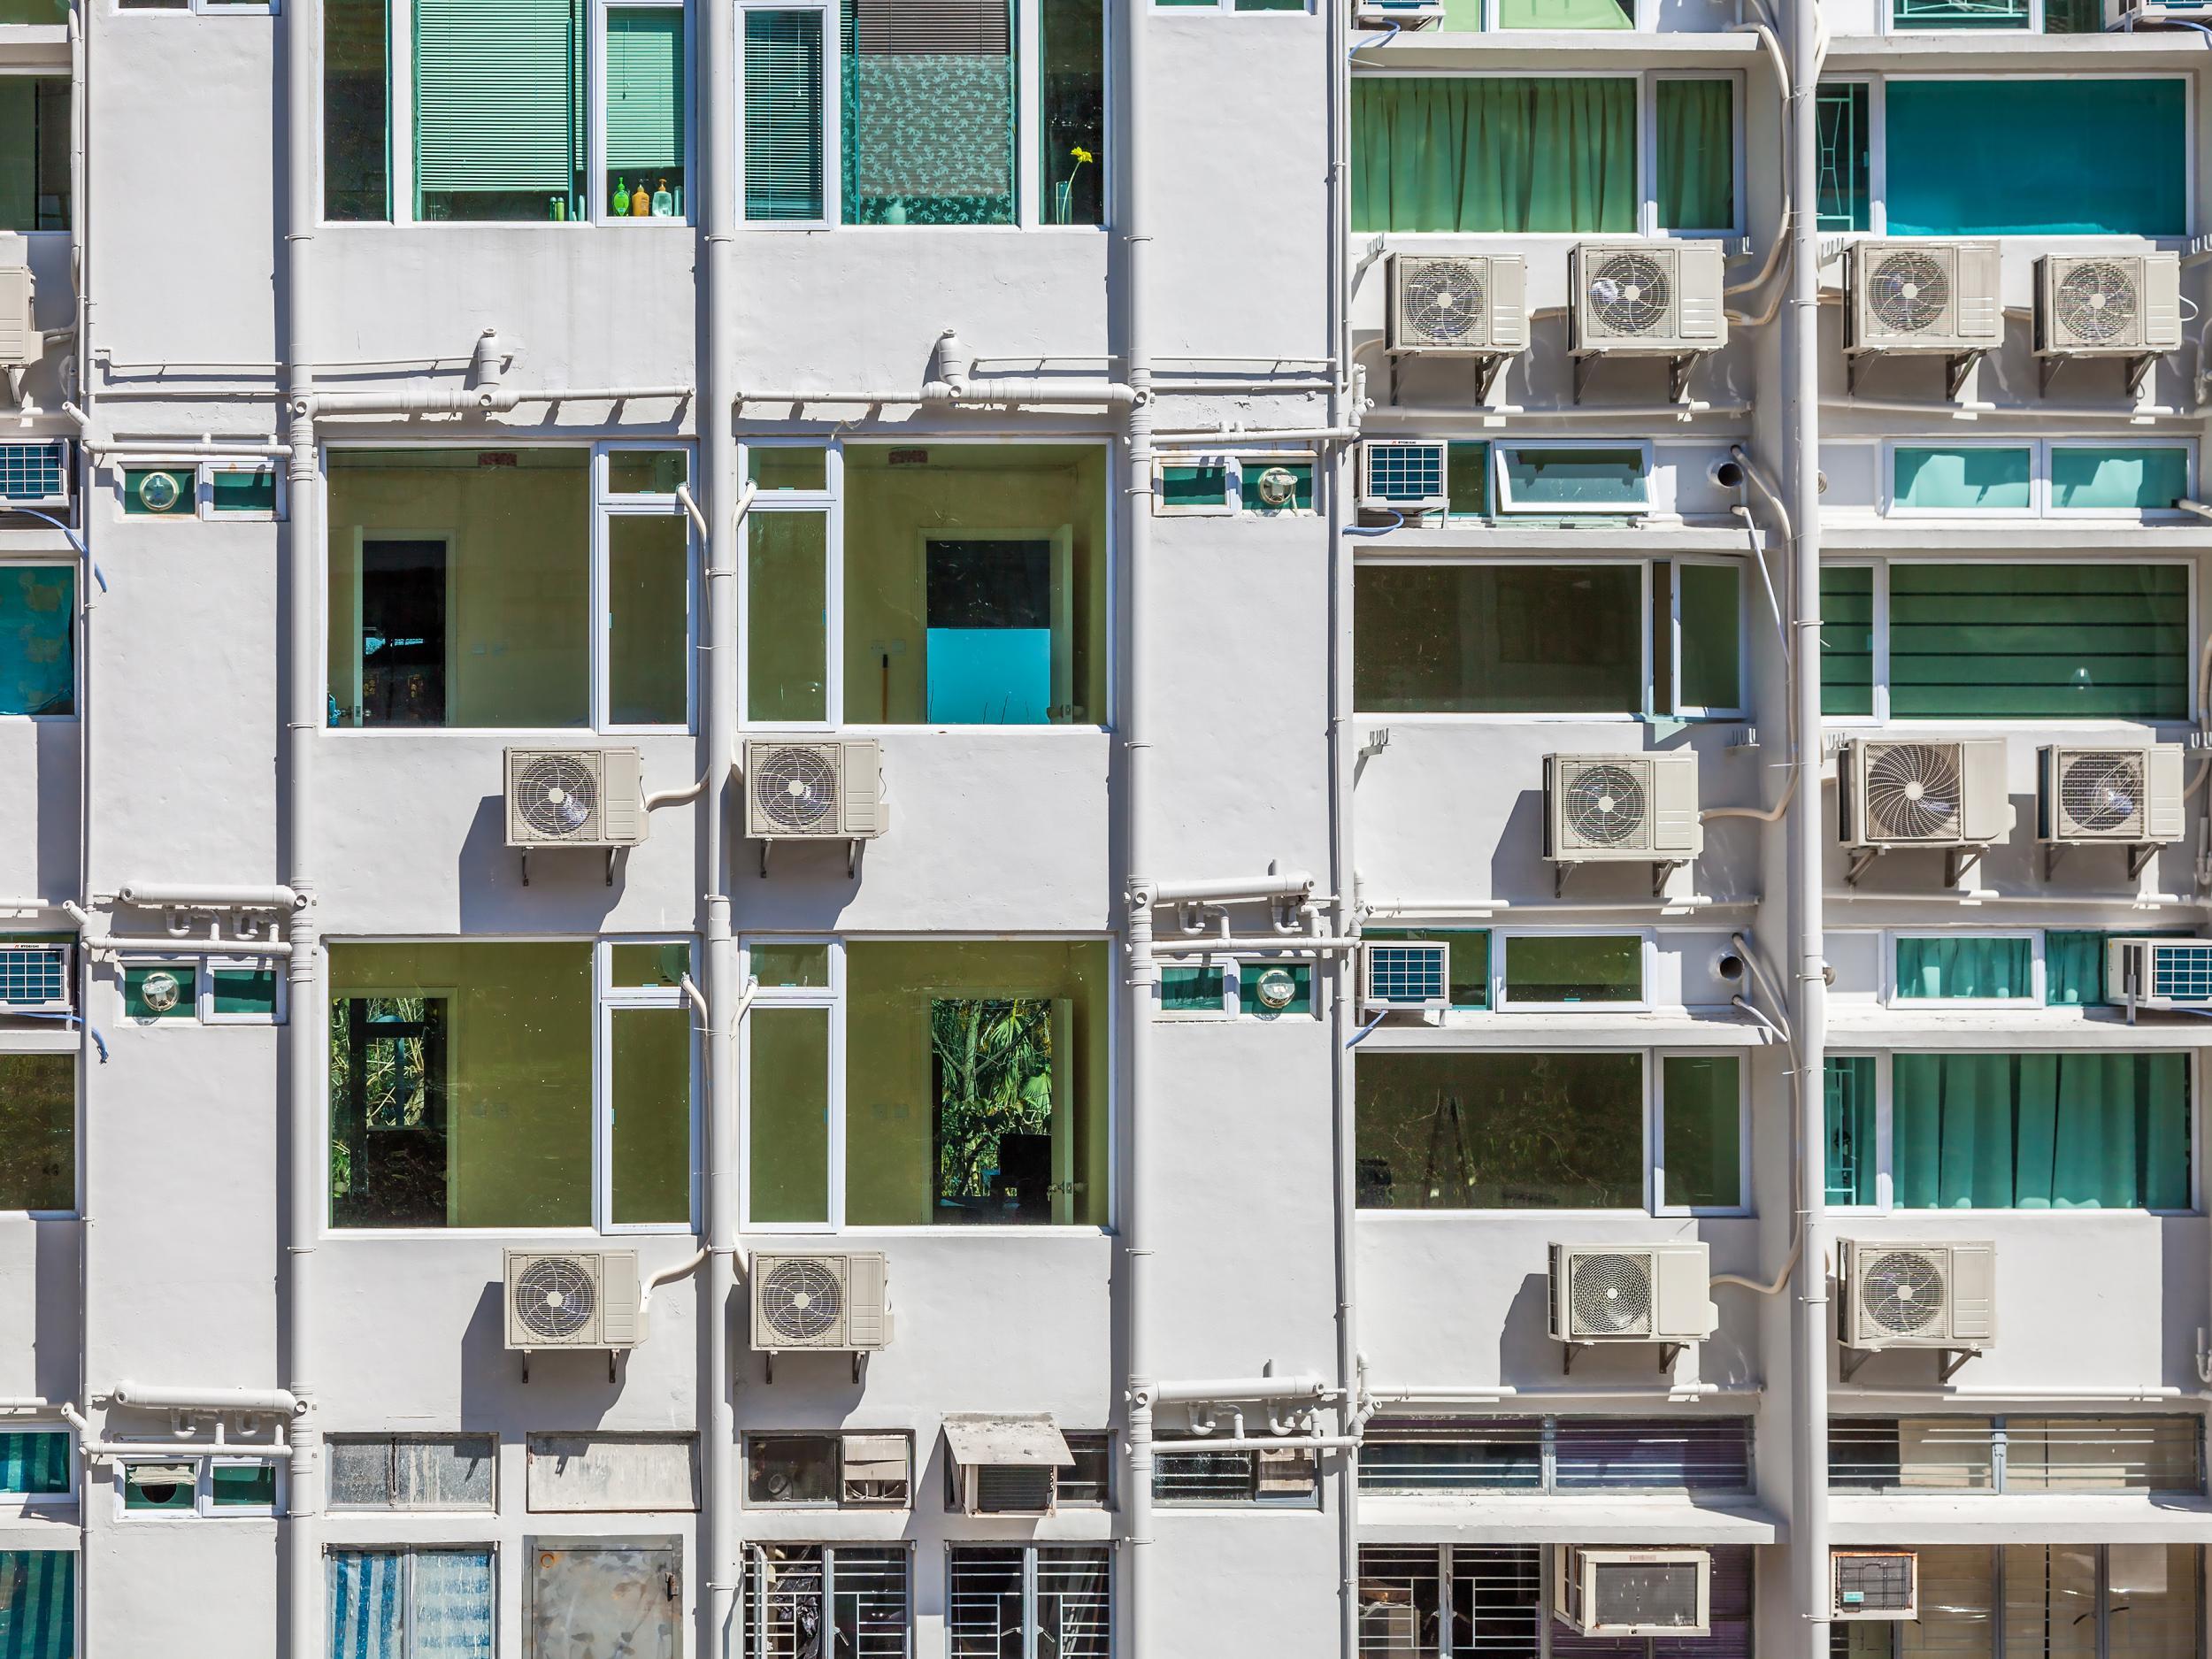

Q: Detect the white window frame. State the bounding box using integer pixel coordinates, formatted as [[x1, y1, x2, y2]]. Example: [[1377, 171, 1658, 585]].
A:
[[595, 937, 701, 1234], [1883, 928, 2044, 1010], [735, 0, 840, 232], [1151, 454, 1240, 518], [1651, 1048, 1750, 1218], [111, 461, 198, 520], [594, 442, 698, 734], [592, 0, 695, 227], [1881, 438, 2038, 521], [201, 954, 288, 1026], [200, 460, 286, 522], [1153, 0, 1313, 15], [115, 1455, 286, 1518], [1882, 439, 2199, 523], [1884, 0, 2039, 40], [1494, 928, 1654, 1014], [733, 436, 1112, 733], [118, 0, 279, 15], [1153, 955, 1240, 1019], [326, 1545, 501, 1655], [1491, 440, 1654, 519]]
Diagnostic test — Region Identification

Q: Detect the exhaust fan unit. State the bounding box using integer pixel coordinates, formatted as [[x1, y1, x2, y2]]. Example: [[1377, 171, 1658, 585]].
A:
[[2037, 744, 2183, 879], [1838, 1240, 1996, 1368], [504, 748, 646, 849], [1833, 1552, 1919, 1622], [1569, 242, 1726, 402], [1847, 241, 2001, 396], [749, 1252, 893, 1356], [1543, 753, 1702, 894], [1357, 440, 1448, 517], [1553, 1548, 1711, 1639], [2106, 936, 2212, 1015], [503, 1249, 642, 1352], [1838, 738, 2012, 887], [1362, 941, 1449, 1014], [2037, 254, 2182, 397], [743, 740, 887, 845], [1548, 1242, 1717, 1352], [1387, 254, 1526, 357], [0, 941, 73, 1015]]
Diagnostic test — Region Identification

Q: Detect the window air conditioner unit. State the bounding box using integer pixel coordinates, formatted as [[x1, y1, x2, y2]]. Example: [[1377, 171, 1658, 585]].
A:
[[742, 740, 888, 841], [1552, 1548, 1711, 1638], [2038, 745, 2184, 849], [0, 266, 35, 369], [1833, 1552, 1919, 1622], [0, 441, 68, 510], [1543, 754, 1704, 866], [1357, 440, 1448, 516], [2106, 936, 2212, 1012], [1570, 242, 1728, 358], [2037, 254, 2183, 359], [1846, 241, 2001, 357], [749, 1252, 893, 1354], [945, 1414, 1071, 1517], [1839, 739, 2012, 850], [1838, 1240, 1996, 1352], [1362, 941, 1449, 1013], [503, 748, 646, 849], [503, 1249, 643, 1351], [2103, 0, 2210, 28], [1548, 1242, 1717, 1346], [1387, 254, 1526, 356], [0, 941, 73, 1015]]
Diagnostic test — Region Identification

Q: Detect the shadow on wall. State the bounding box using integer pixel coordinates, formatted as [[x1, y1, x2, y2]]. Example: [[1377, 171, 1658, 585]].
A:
[[457, 1278, 626, 1433], [456, 793, 631, 933]]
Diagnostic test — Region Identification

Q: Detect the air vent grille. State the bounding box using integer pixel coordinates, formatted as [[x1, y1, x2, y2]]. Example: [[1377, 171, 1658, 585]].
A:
[[1367, 444, 1442, 503]]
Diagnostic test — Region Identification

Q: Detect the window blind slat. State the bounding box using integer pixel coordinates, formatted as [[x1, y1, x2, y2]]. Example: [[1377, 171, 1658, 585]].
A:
[[744, 10, 826, 219], [606, 9, 684, 172], [414, 0, 581, 194]]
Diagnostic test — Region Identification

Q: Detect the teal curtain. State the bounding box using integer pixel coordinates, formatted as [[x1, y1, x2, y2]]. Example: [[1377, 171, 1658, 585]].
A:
[[744, 10, 825, 220], [1351, 78, 1637, 234], [0, 1435, 65, 1497], [1893, 1052, 2189, 1210], [1894, 937, 2032, 1001], [0, 566, 71, 717], [0, 1553, 70, 1659], [841, 0, 1015, 224], [2045, 932, 2105, 1007], [1655, 80, 1733, 231], [1825, 1056, 1878, 1206]]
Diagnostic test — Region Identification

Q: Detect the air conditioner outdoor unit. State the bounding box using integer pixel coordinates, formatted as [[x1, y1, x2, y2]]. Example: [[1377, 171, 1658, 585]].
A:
[[1832, 1552, 1920, 1622], [2037, 745, 2184, 865], [503, 749, 646, 849], [742, 740, 888, 841], [0, 266, 36, 368], [1839, 1240, 1996, 1353], [2106, 936, 2212, 1013], [0, 941, 73, 1015], [1847, 241, 2001, 357], [1548, 1242, 1717, 1347], [1839, 739, 2012, 851], [1570, 242, 1728, 357], [1387, 254, 1526, 356], [1552, 1548, 1711, 1639], [1362, 941, 1449, 1014], [1357, 440, 1448, 516], [1544, 754, 1703, 865], [503, 1249, 642, 1351], [749, 1252, 893, 1354], [2037, 254, 2183, 359]]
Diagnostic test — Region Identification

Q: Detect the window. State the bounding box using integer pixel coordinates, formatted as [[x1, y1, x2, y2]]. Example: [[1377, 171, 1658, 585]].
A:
[[947, 1547, 1110, 1659], [1363, 1417, 1753, 1494], [1154, 1448, 1317, 1506], [1153, 956, 1323, 1021], [327, 941, 695, 1230], [1058, 1432, 1111, 1506], [604, 6, 687, 220], [526, 1434, 696, 1511], [329, 1548, 495, 1659], [119, 1456, 280, 1517], [1354, 561, 1745, 718], [1886, 443, 2193, 519], [744, 938, 1108, 1228], [747, 1432, 913, 1506], [120, 956, 285, 1025], [0, 1553, 72, 1659], [413, 0, 586, 220], [741, 6, 827, 223], [0, 1053, 72, 1213], [1832, 1417, 2198, 1493], [0, 565, 73, 716], [0, 1432, 69, 1500], [1892, 934, 2039, 1006], [1492, 445, 1649, 518], [0, 79, 67, 232], [1351, 76, 1739, 236], [741, 442, 1109, 726], [1822, 1052, 2189, 1213], [1151, 455, 1315, 517], [745, 1547, 910, 1659], [1359, 1545, 1754, 1659], [1656, 1053, 1743, 1213], [326, 1436, 496, 1510], [1832, 1546, 2198, 1659], [325, 0, 388, 219], [1816, 78, 2187, 239], [1816, 562, 2189, 723], [206, 464, 282, 519], [1363, 931, 1489, 1011], [1498, 933, 1646, 1010], [326, 447, 692, 731]]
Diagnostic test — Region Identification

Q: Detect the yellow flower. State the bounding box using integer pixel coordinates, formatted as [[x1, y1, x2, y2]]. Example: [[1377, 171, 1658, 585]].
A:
[[1071, 145, 1094, 164]]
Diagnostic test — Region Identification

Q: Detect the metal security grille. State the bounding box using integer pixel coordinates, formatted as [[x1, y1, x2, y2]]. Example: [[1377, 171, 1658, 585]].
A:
[[1356, 1546, 1542, 1659], [1368, 943, 1448, 1005], [1361, 1418, 1750, 1495], [0, 443, 63, 503], [2151, 943, 2212, 1002], [1369, 444, 1443, 503], [948, 1547, 1108, 1659], [744, 1546, 910, 1659], [0, 946, 66, 1009]]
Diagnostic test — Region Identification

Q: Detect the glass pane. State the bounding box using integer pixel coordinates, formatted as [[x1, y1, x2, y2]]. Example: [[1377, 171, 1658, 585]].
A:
[[1240, 461, 1313, 513], [327, 1436, 495, 1510], [1894, 937, 2032, 1000], [611, 1006, 690, 1226], [608, 513, 689, 726], [325, 0, 389, 219], [1824, 1056, 1878, 1207], [415, 0, 585, 221], [1816, 82, 1870, 234], [1034, 1548, 1111, 1659], [0, 1552, 68, 1659], [1059, 1434, 1112, 1504], [329, 1552, 405, 1659], [2109, 1544, 2198, 1659], [124, 962, 196, 1021], [2007, 1417, 2200, 1492], [1240, 963, 1311, 1017], [949, 1548, 1027, 1659], [208, 468, 279, 515], [611, 942, 691, 987], [0, 80, 66, 232], [124, 1461, 196, 1511], [1360, 1426, 1542, 1493], [1159, 464, 1229, 511], [212, 966, 280, 1017], [1357, 1547, 1444, 1659], [605, 8, 686, 217], [1501, 448, 1647, 511], [1356, 1051, 1644, 1210], [749, 943, 831, 988], [1902, 1547, 1994, 1659], [1893, 448, 2032, 511], [211, 1463, 276, 1507], [2049, 448, 2190, 513], [1159, 965, 1225, 1011], [748, 447, 828, 490], [1446, 442, 1489, 518], [1353, 79, 1638, 234], [326, 451, 591, 728], [606, 450, 687, 494], [121, 466, 192, 517], [747, 512, 829, 723], [747, 1436, 838, 1503], [1553, 1418, 1753, 1490], [413, 1549, 497, 1658], [1497, 0, 1631, 28], [0, 1432, 67, 1497], [0, 565, 73, 717], [2004, 1547, 2098, 1659], [1041, 0, 1102, 225], [841, 0, 1015, 224], [1356, 565, 1641, 715], [1663, 1055, 1740, 1209], [1678, 563, 1740, 712], [1504, 935, 1641, 1003], [749, 1006, 831, 1224], [744, 9, 825, 221], [1655, 80, 1733, 229], [1820, 566, 1874, 718], [2046, 931, 2105, 1007], [0, 1054, 70, 1212], [1893, 0, 2026, 26]]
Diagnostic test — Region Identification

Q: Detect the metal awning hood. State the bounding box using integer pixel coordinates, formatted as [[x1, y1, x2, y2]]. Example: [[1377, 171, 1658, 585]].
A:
[[942, 1414, 1072, 1467]]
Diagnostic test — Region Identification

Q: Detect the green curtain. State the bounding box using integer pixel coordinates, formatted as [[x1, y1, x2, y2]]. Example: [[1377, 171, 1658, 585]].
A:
[[1825, 1056, 1878, 1207], [1351, 78, 1636, 234], [1655, 80, 1732, 231], [2045, 932, 2105, 1007], [1894, 937, 2032, 1001], [0, 1434, 65, 1496], [1893, 1052, 2188, 1210]]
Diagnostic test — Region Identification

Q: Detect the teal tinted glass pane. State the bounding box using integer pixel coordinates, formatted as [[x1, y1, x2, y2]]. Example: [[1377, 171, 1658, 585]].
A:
[[212, 966, 280, 1018], [1240, 964, 1310, 1016], [1816, 82, 1870, 233], [1893, 448, 2032, 511], [0, 565, 72, 716], [123, 1462, 196, 1511], [606, 9, 685, 175], [2046, 931, 2105, 1007], [414, 0, 585, 221], [1502, 448, 1647, 511], [1505, 935, 1640, 1003], [1893, 0, 2025, 26], [1662, 1054, 1740, 1210], [1240, 462, 1314, 513], [1160, 464, 1229, 509], [1364, 929, 1488, 1009], [1886, 81, 2185, 236], [1159, 965, 1225, 1010], [1888, 564, 2187, 719], [1820, 566, 1874, 717], [1352, 79, 1638, 234], [1824, 1055, 1878, 1206], [211, 1463, 276, 1507], [0, 1433, 67, 1496], [1678, 563, 1740, 712], [2049, 448, 2190, 513], [0, 1550, 73, 1659], [1446, 442, 1489, 518], [1895, 936, 2032, 1000], [744, 9, 824, 221], [208, 469, 279, 515]]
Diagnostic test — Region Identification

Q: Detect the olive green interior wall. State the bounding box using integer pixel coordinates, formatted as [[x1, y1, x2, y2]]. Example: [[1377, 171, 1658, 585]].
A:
[[843, 940, 1110, 1225], [611, 1006, 691, 1224]]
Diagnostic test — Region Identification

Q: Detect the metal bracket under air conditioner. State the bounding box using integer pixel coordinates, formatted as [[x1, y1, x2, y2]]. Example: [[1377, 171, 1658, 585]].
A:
[[759, 1349, 869, 1385], [518, 849, 622, 888], [2042, 841, 2163, 883], [757, 839, 867, 879], [1562, 1339, 1687, 1375], [2048, 352, 2164, 402], [1845, 348, 1985, 403], [1551, 858, 1684, 899], [1837, 1344, 1985, 1384], [1571, 351, 1701, 407]]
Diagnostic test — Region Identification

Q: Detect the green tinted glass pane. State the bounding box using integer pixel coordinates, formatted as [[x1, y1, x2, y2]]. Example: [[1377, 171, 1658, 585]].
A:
[[1663, 1055, 1740, 1209], [208, 469, 278, 515], [1356, 565, 1641, 715], [124, 964, 196, 1021], [609, 513, 689, 726], [212, 966, 279, 1018], [607, 450, 687, 494], [1893, 0, 2025, 26], [0, 1053, 71, 1210], [611, 1005, 691, 1225], [1240, 964, 1311, 1017], [1504, 935, 1641, 1003], [1502, 448, 1647, 511], [1895, 936, 2033, 1000], [0, 1432, 69, 1495], [1651, 559, 1672, 716], [0, 565, 74, 717], [1893, 448, 2032, 511], [1824, 1055, 1878, 1206], [1240, 462, 1314, 513], [747, 447, 828, 490], [1160, 464, 1229, 509], [1820, 566, 1874, 718], [1679, 563, 1740, 712], [749, 943, 830, 988], [2045, 931, 2105, 1007], [211, 1463, 276, 1507], [749, 1007, 829, 1223], [1042, 0, 1104, 224], [611, 943, 691, 987], [0, 79, 65, 232], [2049, 448, 2189, 512], [1655, 80, 1733, 230], [1498, 0, 1630, 24], [1160, 965, 1225, 1010], [1446, 443, 1489, 518], [121, 467, 193, 517], [1816, 82, 1870, 234], [1364, 929, 1488, 1009], [747, 512, 827, 722], [0, 3, 68, 22]]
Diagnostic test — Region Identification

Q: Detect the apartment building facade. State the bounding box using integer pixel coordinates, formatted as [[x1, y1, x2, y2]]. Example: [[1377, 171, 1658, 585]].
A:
[[0, 0, 2202, 1655]]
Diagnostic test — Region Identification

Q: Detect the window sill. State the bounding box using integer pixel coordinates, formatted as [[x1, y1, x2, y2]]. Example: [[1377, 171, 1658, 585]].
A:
[[1829, 1491, 2212, 1546], [1824, 32, 2211, 68], [1355, 1013, 1775, 1046], [1356, 1492, 1784, 1546], [1825, 524, 2212, 553], [1350, 28, 1761, 68], [1824, 1008, 2212, 1045]]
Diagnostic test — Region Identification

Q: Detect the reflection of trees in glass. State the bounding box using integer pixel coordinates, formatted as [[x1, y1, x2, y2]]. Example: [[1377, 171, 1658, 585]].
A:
[[329, 996, 448, 1222], [1356, 1053, 1641, 1210], [931, 997, 1052, 1202], [0, 1054, 73, 1211]]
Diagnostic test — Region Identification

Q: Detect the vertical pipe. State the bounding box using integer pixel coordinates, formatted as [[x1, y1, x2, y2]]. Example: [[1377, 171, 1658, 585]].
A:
[[1785, 0, 1828, 1647]]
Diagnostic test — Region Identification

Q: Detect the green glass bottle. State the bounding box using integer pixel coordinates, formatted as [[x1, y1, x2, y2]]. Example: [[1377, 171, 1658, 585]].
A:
[[611, 175, 630, 216]]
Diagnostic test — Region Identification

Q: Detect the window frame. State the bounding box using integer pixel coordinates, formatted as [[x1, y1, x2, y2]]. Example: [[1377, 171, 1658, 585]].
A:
[[1152, 953, 1325, 1023], [1881, 439, 2199, 523], [324, 1433, 500, 1511], [1830, 1415, 2203, 1494], [115, 1455, 286, 1519], [735, 0, 839, 231], [0, 1427, 74, 1509], [1882, 928, 2044, 1010], [595, 936, 701, 1234], [200, 953, 289, 1025], [593, 0, 694, 228], [119, 956, 201, 1025], [595, 442, 697, 734], [200, 460, 286, 522], [742, 1541, 915, 1659], [1494, 928, 1654, 1014], [1823, 1048, 1893, 1216], [1652, 1048, 1750, 1218], [1489, 440, 1653, 519], [944, 1543, 1112, 1659], [0, 557, 78, 723], [0, 1038, 79, 1219], [743, 1431, 915, 1509], [1152, 453, 1318, 519], [119, 0, 278, 15]]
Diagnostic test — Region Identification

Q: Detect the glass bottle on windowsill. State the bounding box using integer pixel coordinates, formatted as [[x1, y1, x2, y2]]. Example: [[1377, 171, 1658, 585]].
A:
[[611, 175, 631, 216], [631, 180, 649, 217], [650, 177, 673, 217]]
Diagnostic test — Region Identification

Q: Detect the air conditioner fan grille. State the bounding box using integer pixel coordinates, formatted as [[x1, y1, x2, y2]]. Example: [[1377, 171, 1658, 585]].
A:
[[1570, 1252, 1653, 1337], [1587, 253, 1671, 335], [1563, 763, 1647, 849], [760, 1258, 843, 1341], [1402, 259, 1484, 343], [1863, 745, 1962, 842], [513, 1257, 597, 1340], [1860, 1249, 1946, 1336], [514, 755, 599, 838], [2056, 262, 2139, 345], [753, 747, 841, 833], [2059, 750, 2145, 837], [1869, 251, 1952, 334]]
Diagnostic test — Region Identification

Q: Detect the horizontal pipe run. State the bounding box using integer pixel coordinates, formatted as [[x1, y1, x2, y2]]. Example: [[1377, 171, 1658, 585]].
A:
[[1152, 937, 1362, 953], [297, 384, 692, 419], [1835, 1387, 2207, 1402], [1148, 872, 1318, 904], [923, 379, 1138, 410], [1148, 1374, 1333, 1406], [89, 440, 293, 457], [738, 390, 927, 404], [1367, 1383, 1757, 1402], [1820, 396, 2193, 421], [75, 1435, 291, 1462], [109, 1382, 303, 1415], [115, 884, 302, 910], [1369, 403, 1751, 423], [1830, 891, 2200, 909], [1149, 426, 1361, 446], [1358, 898, 1758, 917], [92, 938, 293, 958]]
